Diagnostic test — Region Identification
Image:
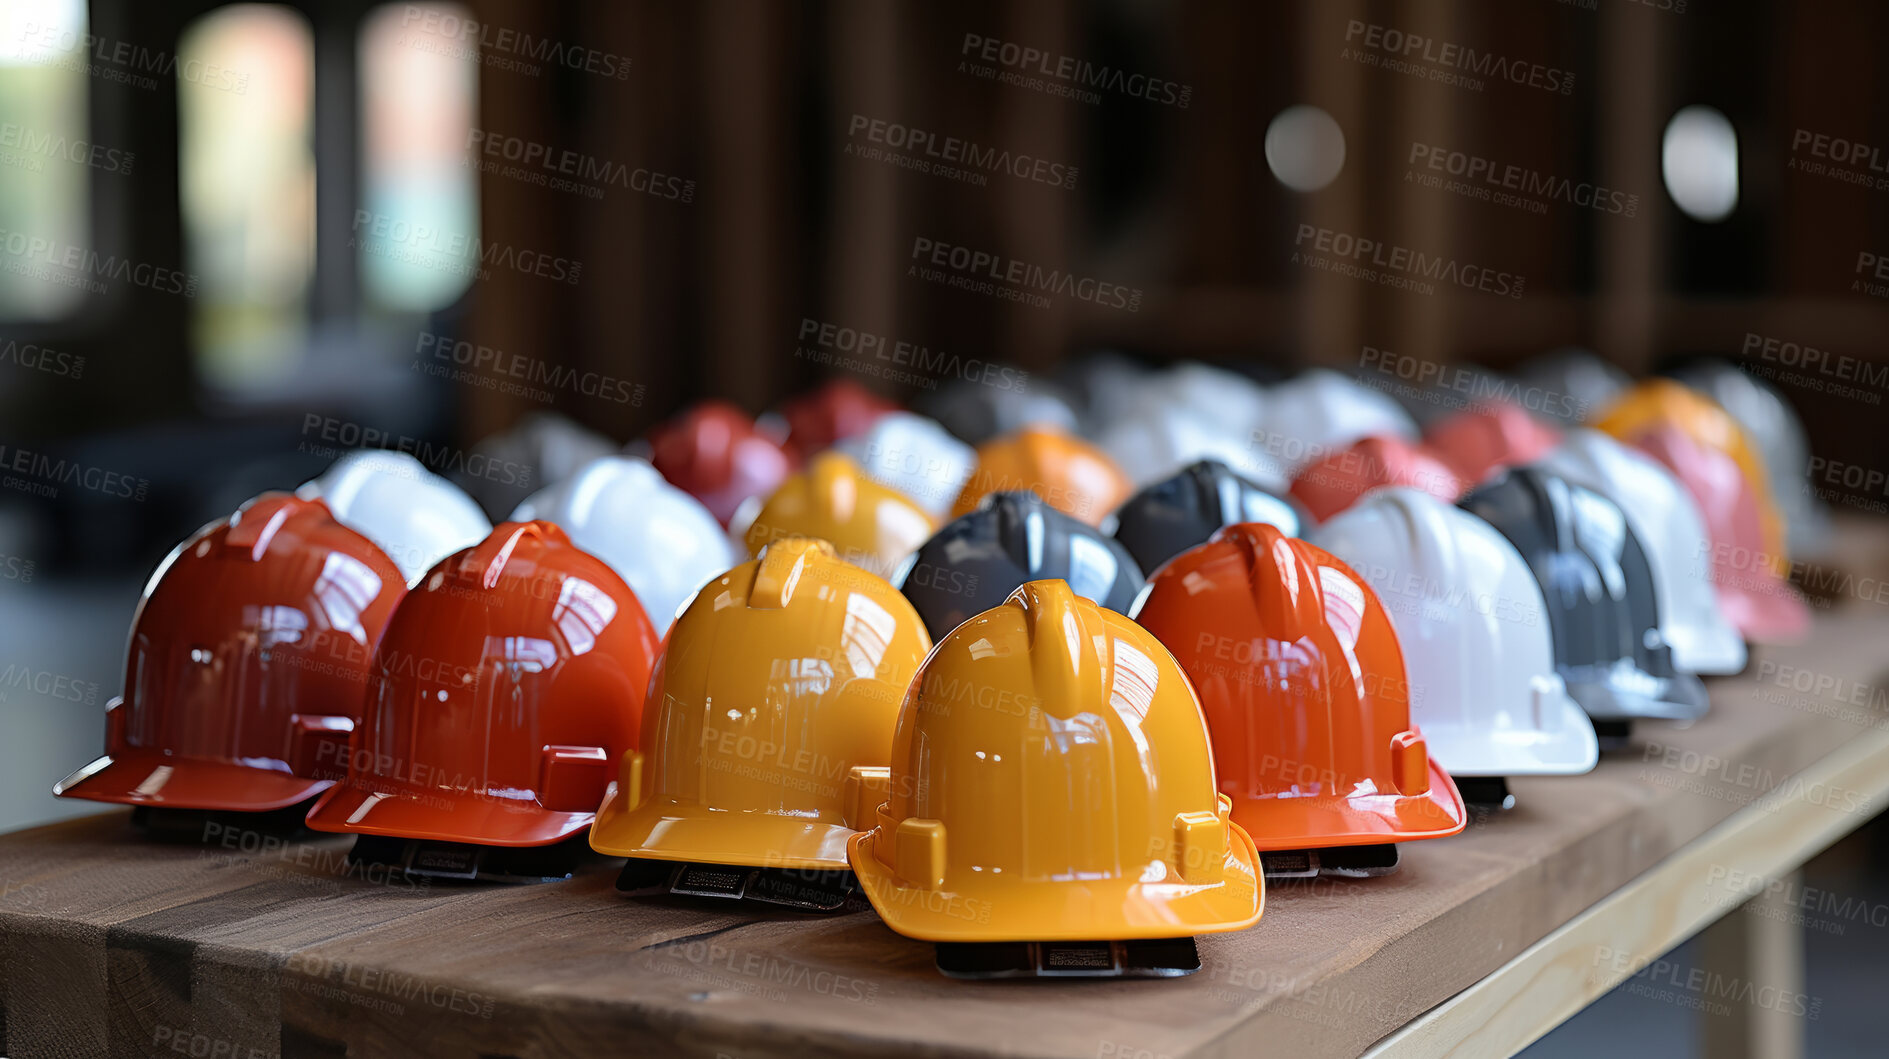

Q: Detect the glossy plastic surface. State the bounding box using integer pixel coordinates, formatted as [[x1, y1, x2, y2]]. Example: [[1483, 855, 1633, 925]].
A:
[[1112, 460, 1304, 577], [1132, 524, 1467, 848], [919, 376, 1079, 445], [1289, 435, 1464, 523], [1313, 489, 1597, 778], [1248, 369, 1420, 484], [1424, 402, 1563, 488], [592, 539, 932, 870], [297, 449, 493, 585], [895, 491, 1144, 640], [1460, 468, 1710, 721], [740, 452, 935, 579], [951, 426, 1134, 526], [54, 494, 406, 811], [511, 455, 740, 635], [1596, 380, 1786, 566], [305, 521, 660, 846], [648, 400, 794, 526], [1667, 360, 1829, 556], [1511, 348, 1630, 425], [849, 580, 1263, 942], [834, 411, 976, 519], [778, 378, 899, 462], [1627, 424, 1810, 643], [1538, 430, 1747, 674], [1097, 405, 1288, 492]]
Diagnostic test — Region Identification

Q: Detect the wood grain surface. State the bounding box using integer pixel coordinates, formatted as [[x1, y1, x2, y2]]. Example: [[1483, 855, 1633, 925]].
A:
[[4, 557, 1886, 1059]]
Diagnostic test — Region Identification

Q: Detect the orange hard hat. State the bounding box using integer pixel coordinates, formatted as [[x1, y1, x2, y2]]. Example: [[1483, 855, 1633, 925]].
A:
[[1595, 380, 1786, 565], [779, 378, 899, 462], [1132, 523, 1466, 863], [1423, 402, 1563, 487], [950, 426, 1134, 526], [593, 538, 931, 906], [305, 521, 660, 848], [53, 493, 405, 813], [647, 400, 793, 526], [849, 579, 1261, 951], [740, 452, 934, 579], [1289, 435, 1464, 523]]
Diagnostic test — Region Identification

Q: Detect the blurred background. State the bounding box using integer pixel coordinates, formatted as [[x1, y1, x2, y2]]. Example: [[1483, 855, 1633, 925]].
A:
[[0, 0, 1886, 1052]]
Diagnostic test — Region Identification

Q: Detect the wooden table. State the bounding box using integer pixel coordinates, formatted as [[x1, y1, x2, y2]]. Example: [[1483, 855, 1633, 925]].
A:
[[5, 532, 1888, 1059]]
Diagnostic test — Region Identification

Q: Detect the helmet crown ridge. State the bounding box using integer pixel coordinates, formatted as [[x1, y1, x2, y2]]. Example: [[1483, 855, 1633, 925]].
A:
[[750, 537, 839, 609], [1007, 580, 1109, 724], [461, 520, 571, 590]]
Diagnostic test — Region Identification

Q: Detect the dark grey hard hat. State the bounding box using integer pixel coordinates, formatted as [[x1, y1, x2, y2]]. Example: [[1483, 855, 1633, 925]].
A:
[[1111, 460, 1306, 575], [1459, 467, 1708, 722], [894, 491, 1144, 640]]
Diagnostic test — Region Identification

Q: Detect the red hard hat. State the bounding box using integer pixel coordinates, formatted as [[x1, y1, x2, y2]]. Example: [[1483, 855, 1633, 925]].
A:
[[778, 378, 898, 462], [1289, 435, 1464, 523], [1630, 424, 1810, 643], [53, 493, 406, 812], [305, 521, 660, 846], [647, 401, 793, 526], [1424, 402, 1562, 487]]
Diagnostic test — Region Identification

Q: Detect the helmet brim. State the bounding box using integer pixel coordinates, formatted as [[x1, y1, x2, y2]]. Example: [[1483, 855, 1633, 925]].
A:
[[1565, 665, 1710, 722], [52, 751, 332, 813], [1230, 756, 1467, 850], [304, 779, 592, 848], [1425, 693, 1599, 777], [1715, 579, 1812, 644], [589, 783, 856, 870], [1665, 619, 1749, 676], [846, 821, 1263, 943]]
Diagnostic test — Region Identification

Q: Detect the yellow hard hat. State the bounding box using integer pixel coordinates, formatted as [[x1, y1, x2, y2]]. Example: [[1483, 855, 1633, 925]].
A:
[[847, 579, 1263, 944], [591, 538, 932, 883], [1595, 380, 1786, 566], [741, 452, 934, 579]]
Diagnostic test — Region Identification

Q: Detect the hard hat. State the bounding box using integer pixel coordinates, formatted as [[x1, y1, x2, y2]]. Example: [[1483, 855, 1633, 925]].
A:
[[1423, 402, 1563, 488], [1536, 430, 1748, 675], [916, 376, 1079, 445], [833, 411, 976, 519], [1665, 359, 1830, 556], [950, 426, 1134, 527], [593, 538, 931, 909], [1095, 411, 1288, 493], [1510, 348, 1631, 425], [304, 521, 660, 881], [1595, 380, 1786, 565], [894, 491, 1143, 640], [1247, 369, 1419, 485], [1111, 460, 1305, 576], [1459, 468, 1710, 732], [458, 411, 615, 518], [1132, 523, 1466, 877], [777, 377, 899, 462], [647, 400, 793, 526], [1623, 423, 1811, 643], [1312, 488, 1598, 789], [848, 579, 1262, 975], [510, 455, 740, 636], [53, 494, 405, 818], [739, 452, 934, 580], [296, 449, 492, 586], [1289, 435, 1464, 523], [1157, 361, 1271, 437]]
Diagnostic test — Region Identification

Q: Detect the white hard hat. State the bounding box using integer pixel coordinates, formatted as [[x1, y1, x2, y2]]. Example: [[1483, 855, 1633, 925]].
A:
[[296, 450, 492, 585], [510, 455, 741, 635], [1249, 369, 1419, 484], [1314, 487, 1599, 778], [834, 411, 975, 519], [1536, 429, 1747, 675]]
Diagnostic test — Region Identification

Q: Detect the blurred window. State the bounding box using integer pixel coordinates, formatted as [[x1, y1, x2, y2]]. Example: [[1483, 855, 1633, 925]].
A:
[[0, 0, 90, 322], [179, 4, 316, 388], [359, 2, 479, 317]]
